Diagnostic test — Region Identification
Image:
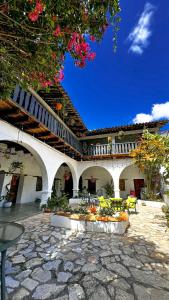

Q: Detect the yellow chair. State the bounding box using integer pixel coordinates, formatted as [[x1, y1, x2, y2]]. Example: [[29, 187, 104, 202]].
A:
[[98, 197, 110, 208], [126, 197, 137, 213], [110, 198, 123, 211]]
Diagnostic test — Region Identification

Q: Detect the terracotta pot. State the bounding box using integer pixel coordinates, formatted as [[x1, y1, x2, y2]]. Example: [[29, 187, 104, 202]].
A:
[[44, 208, 51, 213], [55, 103, 63, 111]]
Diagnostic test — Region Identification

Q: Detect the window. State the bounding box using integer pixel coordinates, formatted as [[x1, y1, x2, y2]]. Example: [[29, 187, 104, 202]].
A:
[[36, 176, 42, 191], [119, 179, 125, 191]]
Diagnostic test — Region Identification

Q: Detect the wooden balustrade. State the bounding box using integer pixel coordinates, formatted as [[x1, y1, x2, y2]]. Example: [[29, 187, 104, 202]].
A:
[[11, 85, 82, 153], [86, 142, 137, 156]]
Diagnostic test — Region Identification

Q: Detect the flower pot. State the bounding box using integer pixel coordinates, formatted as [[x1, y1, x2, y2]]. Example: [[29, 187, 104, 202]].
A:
[[3, 201, 12, 208], [0, 199, 5, 207], [43, 208, 51, 213], [55, 103, 62, 111]]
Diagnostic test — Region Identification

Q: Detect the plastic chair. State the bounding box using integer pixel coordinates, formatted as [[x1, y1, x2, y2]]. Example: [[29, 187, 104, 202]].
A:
[[126, 197, 137, 213]]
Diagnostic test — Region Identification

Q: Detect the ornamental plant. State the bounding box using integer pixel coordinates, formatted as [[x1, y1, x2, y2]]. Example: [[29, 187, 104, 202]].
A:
[[130, 130, 169, 197], [0, 0, 120, 97]]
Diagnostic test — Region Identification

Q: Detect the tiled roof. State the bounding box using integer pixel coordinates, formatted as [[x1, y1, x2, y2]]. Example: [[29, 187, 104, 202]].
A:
[[85, 120, 168, 136]]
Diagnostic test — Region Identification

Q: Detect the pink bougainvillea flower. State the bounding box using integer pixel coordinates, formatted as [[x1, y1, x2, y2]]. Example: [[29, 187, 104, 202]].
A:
[[75, 60, 85, 68], [54, 69, 64, 83], [87, 52, 96, 61], [41, 80, 52, 88], [35, 1, 43, 14], [54, 25, 61, 37], [90, 35, 95, 42], [28, 11, 39, 22]]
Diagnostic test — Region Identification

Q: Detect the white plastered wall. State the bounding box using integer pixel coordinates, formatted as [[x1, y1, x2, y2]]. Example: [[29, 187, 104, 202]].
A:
[[1, 120, 144, 203], [0, 147, 43, 203], [0, 120, 79, 204], [80, 166, 113, 195], [120, 164, 145, 198]]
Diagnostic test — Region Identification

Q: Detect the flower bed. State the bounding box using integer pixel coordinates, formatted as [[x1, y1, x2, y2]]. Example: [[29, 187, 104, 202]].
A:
[[51, 211, 129, 234]]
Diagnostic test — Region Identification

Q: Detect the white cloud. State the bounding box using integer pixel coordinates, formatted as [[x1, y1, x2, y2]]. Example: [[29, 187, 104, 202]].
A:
[[133, 102, 169, 123], [128, 2, 156, 55]]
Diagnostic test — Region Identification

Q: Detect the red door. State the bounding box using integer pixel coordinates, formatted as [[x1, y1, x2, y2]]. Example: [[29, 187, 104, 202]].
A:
[[9, 175, 20, 204], [134, 179, 144, 198]]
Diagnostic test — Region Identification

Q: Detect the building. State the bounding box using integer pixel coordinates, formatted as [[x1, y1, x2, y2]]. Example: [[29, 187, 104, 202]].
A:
[[0, 85, 167, 205]]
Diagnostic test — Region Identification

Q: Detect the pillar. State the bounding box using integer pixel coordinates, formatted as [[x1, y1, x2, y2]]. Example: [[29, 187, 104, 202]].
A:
[[113, 175, 120, 198], [40, 189, 52, 206]]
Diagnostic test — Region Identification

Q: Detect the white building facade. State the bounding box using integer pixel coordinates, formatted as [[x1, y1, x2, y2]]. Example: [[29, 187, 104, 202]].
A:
[[0, 85, 167, 205]]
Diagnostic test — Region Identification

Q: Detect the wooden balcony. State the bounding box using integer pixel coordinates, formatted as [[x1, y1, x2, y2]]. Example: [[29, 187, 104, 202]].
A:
[[83, 142, 138, 159], [0, 85, 82, 159]]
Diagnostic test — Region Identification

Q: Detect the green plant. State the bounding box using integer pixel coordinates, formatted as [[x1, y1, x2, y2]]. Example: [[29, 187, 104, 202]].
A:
[[144, 192, 162, 201], [103, 182, 114, 197], [99, 207, 114, 216], [164, 190, 169, 196], [41, 204, 47, 209], [47, 192, 69, 210], [9, 161, 24, 173], [162, 205, 169, 214], [130, 130, 169, 196], [0, 0, 120, 97], [162, 205, 169, 224], [77, 202, 88, 215]]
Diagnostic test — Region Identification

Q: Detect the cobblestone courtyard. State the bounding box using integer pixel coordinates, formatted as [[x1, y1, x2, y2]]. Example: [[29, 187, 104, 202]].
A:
[[4, 205, 169, 300]]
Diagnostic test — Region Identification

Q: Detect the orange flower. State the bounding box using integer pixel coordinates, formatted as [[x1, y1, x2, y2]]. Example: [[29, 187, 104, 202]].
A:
[[118, 212, 129, 221], [89, 206, 97, 214]]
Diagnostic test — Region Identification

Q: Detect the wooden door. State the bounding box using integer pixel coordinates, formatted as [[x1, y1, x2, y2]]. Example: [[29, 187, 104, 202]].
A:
[[64, 175, 73, 198], [9, 175, 20, 204], [134, 179, 144, 198], [88, 180, 96, 194]]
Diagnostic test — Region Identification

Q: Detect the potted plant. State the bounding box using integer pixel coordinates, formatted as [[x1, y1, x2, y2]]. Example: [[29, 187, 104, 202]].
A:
[[0, 196, 6, 208], [55, 102, 63, 111], [163, 190, 169, 205], [9, 161, 24, 173], [162, 204, 169, 226], [3, 191, 12, 208]]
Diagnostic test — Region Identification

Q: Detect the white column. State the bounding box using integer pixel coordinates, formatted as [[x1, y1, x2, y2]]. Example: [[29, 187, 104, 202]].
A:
[[72, 177, 79, 198], [40, 190, 52, 206], [112, 136, 115, 154], [113, 175, 120, 198]]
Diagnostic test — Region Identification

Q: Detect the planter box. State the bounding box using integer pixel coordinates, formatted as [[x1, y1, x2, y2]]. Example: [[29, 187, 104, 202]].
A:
[[137, 200, 164, 208], [51, 214, 129, 234]]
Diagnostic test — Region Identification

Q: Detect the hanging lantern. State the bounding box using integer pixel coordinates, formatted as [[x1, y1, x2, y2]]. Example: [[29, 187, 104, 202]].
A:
[[55, 102, 63, 111]]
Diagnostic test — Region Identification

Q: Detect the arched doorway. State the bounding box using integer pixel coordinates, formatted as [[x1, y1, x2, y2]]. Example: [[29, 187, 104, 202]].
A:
[[54, 163, 74, 198], [0, 141, 46, 205], [119, 164, 145, 199], [79, 166, 114, 197]]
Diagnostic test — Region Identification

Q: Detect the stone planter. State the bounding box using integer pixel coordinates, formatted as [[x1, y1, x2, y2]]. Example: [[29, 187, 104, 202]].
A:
[[0, 199, 5, 207], [51, 214, 129, 234], [3, 201, 12, 208]]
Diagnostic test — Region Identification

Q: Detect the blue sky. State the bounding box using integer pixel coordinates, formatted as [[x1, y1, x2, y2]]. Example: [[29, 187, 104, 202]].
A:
[[62, 1, 169, 130]]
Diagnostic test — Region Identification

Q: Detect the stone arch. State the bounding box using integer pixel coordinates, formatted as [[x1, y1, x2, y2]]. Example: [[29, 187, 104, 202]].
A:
[[78, 165, 114, 196], [0, 139, 49, 204], [53, 160, 78, 198], [119, 163, 145, 198]]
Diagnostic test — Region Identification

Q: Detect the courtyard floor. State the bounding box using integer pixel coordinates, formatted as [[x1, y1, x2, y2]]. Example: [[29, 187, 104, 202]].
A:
[[4, 205, 169, 300]]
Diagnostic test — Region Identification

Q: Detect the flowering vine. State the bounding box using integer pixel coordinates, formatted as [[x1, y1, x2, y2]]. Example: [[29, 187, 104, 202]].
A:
[[0, 0, 120, 96]]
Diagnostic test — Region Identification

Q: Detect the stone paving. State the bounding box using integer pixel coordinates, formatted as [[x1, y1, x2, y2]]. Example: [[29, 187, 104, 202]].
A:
[[3, 205, 169, 300]]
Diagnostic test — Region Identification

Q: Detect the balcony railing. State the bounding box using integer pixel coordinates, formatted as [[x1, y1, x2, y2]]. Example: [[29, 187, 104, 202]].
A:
[[11, 85, 82, 153], [86, 142, 138, 156]]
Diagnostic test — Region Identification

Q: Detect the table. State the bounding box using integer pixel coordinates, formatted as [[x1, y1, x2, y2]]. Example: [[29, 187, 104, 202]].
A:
[[0, 222, 24, 300]]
